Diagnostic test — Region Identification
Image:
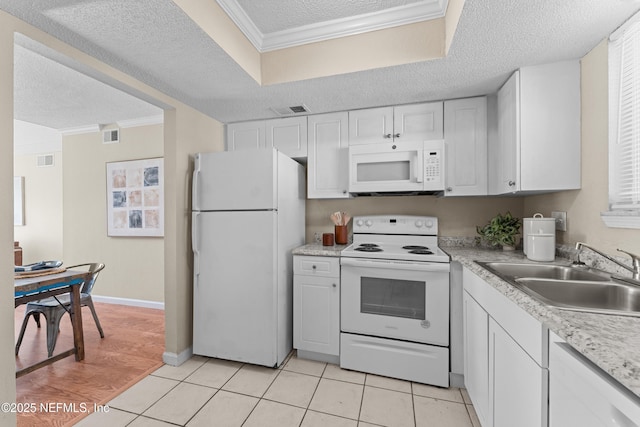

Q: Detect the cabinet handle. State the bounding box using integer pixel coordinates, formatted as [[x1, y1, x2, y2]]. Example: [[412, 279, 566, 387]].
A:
[[342, 190, 347, 194], [508, 180, 516, 187], [312, 265, 316, 270], [394, 133, 400, 138], [384, 133, 392, 139], [446, 187, 453, 192], [332, 283, 337, 288]]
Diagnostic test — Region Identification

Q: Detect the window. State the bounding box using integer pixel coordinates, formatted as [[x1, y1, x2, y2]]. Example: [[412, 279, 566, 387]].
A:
[[605, 11, 640, 228]]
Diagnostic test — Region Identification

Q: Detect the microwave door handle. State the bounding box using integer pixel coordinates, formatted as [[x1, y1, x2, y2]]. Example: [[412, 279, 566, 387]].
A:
[[415, 150, 424, 183]]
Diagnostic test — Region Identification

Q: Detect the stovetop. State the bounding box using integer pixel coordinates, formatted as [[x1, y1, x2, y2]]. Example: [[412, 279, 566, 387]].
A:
[[340, 215, 450, 263]]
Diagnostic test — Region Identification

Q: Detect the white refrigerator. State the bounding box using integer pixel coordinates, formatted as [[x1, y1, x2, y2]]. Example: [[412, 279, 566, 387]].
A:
[[191, 148, 305, 367]]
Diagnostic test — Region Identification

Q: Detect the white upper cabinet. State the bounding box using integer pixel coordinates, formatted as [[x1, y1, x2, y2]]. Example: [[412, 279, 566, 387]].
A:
[[489, 61, 581, 194], [348, 107, 393, 145], [226, 120, 266, 151], [227, 117, 308, 159], [443, 97, 488, 196], [348, 102, 443, 145], [307, 112, 350, 199], [266, 116, 308, 159]]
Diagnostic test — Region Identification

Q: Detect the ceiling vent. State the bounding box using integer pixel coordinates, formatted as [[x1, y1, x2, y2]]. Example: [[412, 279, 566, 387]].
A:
[[103, 129, 120, 144], [270, 104, 310, 116], [36, 154, 54, 167]]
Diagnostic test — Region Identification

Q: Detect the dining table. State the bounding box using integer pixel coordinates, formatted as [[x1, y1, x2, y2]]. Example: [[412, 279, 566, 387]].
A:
[[14, 269, 91, 378]]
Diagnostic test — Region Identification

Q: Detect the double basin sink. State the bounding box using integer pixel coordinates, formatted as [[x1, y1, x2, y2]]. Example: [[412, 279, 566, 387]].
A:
[[476, 261, 640, 317]]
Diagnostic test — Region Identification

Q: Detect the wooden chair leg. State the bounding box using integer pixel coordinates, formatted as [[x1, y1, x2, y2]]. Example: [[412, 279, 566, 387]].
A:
[[86, 299, 104, 338]]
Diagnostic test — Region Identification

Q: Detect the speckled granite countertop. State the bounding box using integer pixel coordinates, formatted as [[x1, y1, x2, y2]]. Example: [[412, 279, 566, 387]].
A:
[[444, 247, 640, 399], [292, 243, 349, 257]]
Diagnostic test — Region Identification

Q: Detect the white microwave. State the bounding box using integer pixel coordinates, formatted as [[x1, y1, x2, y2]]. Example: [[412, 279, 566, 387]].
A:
[[348, 140, 444, 194]]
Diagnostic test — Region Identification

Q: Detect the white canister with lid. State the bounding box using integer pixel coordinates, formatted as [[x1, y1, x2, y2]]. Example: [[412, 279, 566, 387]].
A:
[[523, 213, 556, 255], [527, 233, 556, 261]]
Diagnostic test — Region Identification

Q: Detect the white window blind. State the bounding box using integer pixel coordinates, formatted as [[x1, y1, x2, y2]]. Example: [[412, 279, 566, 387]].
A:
[[610, 13, 640, 211]]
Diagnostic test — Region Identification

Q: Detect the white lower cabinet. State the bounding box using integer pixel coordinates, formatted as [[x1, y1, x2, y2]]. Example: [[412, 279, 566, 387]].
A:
[[463, 267, 548, 427], [293, 256, 340, 363], [463, 291, 491, 427], [549, 333, 640, 427], [490, 318, 546, 427]]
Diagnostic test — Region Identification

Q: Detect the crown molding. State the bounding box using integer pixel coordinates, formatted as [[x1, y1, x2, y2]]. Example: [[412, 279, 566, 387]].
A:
[[216, 0, 448, 52], [117, 114, 164, 128], [59, 124, 101, 136]]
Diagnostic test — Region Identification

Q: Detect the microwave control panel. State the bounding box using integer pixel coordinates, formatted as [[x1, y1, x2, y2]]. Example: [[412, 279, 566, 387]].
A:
[[423, 140, 444, 190]]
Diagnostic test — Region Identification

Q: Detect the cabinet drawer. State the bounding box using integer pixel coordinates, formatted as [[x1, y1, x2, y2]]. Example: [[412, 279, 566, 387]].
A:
[[294, 256, 340, 277]]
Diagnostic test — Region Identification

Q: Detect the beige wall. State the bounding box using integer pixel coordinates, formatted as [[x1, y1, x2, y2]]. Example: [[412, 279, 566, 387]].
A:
[[307, 196, 524, 244], [0, 12, 224, 410], [62, 124, 164, 302], [163, 109, 224, 360], [525, 39, 640, 256], [0, 17, 17, 426], [14, 152, 63, 263]]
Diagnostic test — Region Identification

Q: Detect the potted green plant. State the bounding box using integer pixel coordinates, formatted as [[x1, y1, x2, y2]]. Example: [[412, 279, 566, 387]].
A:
[[476, 212, 521, 250]]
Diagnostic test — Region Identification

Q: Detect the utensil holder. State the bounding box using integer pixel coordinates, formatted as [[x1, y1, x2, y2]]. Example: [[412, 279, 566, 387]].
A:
[[335, 225, 348, 245], [322, 233, 334, 246]]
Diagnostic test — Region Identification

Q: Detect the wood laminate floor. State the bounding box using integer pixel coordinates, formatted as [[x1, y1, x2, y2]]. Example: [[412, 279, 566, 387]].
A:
[[14, 302, 165, 427]]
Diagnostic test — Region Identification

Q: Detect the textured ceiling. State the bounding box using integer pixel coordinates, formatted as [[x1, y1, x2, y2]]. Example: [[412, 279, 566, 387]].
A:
[[2, 0, 640, 131], [14, 41, 162, 130]]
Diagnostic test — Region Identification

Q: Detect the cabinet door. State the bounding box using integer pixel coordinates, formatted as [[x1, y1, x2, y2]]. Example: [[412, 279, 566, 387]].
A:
[[348, 107, 393, 145], [227, 120, 266, 151], [490, 318, 546, 427], [444, 97, 487, 196], [394, 102, 443, 141], [266, 116, 308, 158], [493, 71, 520, 194], [519, 61, 580, 192], [293, 275, 340, 356], [307, 112, 350, 198], [463, 291, 491, 427]]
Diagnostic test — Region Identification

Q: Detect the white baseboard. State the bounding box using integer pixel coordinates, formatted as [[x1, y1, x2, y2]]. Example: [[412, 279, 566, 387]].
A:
[[163, 347, 193, 366], [91, 295, 164, 310], [450, 373, 465, 389]]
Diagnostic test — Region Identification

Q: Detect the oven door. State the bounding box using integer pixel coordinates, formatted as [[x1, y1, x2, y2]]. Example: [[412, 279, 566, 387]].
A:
[[348, 142, 424, 193], [340, 257, 450, 346]]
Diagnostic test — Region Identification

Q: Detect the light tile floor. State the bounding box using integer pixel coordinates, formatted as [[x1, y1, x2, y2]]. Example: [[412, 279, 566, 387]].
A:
[[77, 352, 481, 427]]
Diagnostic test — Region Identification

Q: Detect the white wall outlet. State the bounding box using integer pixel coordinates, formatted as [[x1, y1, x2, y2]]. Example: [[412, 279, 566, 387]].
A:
[[551, 211, 567, 231]]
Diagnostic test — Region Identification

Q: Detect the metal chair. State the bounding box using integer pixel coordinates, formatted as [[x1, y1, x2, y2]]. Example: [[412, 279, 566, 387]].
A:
[[15, 263, 106, 357]]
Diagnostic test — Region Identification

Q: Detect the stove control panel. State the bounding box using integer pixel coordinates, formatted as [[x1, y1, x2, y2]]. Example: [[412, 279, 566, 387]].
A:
[[353, 215, 438, 235]]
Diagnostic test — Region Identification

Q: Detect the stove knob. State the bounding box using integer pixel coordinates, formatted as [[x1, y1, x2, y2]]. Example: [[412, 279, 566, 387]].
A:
[[425, 220, 434, 228], [356, 219, 364, 227], [365, 220, 373, 227], [415, 220, 424, 228]]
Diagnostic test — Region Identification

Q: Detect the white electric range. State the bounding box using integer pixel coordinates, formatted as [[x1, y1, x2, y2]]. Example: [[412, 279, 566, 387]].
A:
[[340, 215, 451, 387]]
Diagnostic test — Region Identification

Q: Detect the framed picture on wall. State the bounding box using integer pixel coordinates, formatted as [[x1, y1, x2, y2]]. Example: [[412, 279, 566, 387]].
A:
[[106, 157, 164, 237]]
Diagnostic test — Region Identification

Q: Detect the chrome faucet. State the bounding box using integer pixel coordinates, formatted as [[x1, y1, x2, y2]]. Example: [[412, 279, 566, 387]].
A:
[[575, 242, 640, 280]]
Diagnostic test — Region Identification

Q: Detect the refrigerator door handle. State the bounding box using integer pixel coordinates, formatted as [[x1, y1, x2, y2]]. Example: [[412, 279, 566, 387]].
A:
[[192, 168, 201, 212], [192, 212, 200, 278]]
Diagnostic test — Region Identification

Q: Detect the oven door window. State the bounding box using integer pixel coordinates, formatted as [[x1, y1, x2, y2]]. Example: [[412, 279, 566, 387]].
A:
[[360, 277, 425, 320]]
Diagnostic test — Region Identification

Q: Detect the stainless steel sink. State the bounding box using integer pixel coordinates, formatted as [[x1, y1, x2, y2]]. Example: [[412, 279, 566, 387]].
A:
[[475, 261, 640, 316], [478, 262, 612, 282], [515, 278, 640, 316]]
